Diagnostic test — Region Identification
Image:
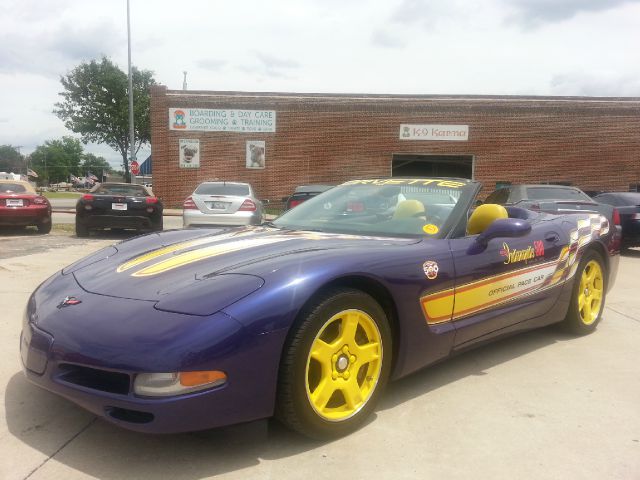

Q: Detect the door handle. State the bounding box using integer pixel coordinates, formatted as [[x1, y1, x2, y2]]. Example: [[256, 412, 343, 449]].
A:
[[545, 232, 560, 243]]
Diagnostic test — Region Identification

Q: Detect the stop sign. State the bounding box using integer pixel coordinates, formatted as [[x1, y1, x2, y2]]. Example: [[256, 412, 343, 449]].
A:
[[130, 160, 140, 175]]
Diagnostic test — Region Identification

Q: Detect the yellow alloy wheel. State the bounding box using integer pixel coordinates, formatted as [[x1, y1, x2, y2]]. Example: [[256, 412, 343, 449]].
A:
[[578, 260, 604, 325], [305, 309, 383, 422]]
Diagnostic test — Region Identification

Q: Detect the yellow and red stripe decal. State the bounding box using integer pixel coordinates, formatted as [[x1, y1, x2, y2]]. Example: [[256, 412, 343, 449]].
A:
[[421, 260, 563, 324], [420, 213, 609, 325]]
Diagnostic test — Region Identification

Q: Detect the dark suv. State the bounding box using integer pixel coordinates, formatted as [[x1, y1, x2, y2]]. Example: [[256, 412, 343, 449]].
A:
[[283, 185, 333, 210]]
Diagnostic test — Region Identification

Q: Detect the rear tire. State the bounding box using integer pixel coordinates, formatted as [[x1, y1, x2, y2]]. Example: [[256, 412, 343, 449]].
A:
[[37, 221, 52, 234], [152, 217, 164, 232], [276, 288, 392, 439], [75, 219, 89, 238], [562, 249, 607, 335]]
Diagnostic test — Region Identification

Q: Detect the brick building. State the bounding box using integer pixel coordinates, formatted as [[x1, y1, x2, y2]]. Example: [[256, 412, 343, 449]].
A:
[[150, 85, 640, 207]]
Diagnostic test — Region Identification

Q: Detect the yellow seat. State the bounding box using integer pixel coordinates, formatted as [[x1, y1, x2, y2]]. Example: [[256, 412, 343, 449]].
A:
[[393, 200, 426, 220], [467, 203, 508, 235]]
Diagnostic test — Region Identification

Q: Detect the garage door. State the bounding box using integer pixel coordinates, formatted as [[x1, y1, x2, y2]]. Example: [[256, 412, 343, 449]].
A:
[[392, 154, 473, 178]]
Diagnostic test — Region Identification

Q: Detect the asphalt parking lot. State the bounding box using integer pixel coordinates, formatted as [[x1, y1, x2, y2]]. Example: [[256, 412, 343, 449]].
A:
[[1, 231, 639, 480]]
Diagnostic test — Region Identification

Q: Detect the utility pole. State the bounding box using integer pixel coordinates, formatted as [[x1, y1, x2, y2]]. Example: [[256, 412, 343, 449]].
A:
[[183, 71, 188, 90], [126, 0, 135, 183]]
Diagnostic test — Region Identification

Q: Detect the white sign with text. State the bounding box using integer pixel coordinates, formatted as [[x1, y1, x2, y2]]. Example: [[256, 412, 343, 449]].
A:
[[169, 108, 276, 133], [400, 124, 469, 141]]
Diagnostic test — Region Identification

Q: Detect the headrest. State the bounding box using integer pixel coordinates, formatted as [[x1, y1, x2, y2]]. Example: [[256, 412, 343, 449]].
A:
[[394, 199, 426, 219], [467, 203, 508, 235]]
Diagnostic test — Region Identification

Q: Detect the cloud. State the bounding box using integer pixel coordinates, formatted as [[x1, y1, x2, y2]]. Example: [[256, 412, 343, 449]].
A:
[[196, 59, 228, 71], [387, 0, 640, 31], [390, 0, 444, 27], [50, 22, 123, 61], [550, 73, 640, 96], [371, 29, 406, 49], [236, 52, 301, 79], [0, 21, 121, 76], [0, 0, 74, 22], [505, 0, 640, 28]]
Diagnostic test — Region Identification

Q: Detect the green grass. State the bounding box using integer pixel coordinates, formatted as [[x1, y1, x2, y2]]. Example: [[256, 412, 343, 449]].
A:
[[43, 191, 82, 199], [52, 223, 75, 233]]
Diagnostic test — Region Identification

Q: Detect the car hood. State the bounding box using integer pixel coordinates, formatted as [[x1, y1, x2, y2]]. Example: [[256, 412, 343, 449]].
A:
[[71, 226, 417, 301]]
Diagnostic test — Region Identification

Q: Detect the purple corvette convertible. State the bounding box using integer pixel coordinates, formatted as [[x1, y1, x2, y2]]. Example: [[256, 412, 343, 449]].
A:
[[20, 178, 620, 438]]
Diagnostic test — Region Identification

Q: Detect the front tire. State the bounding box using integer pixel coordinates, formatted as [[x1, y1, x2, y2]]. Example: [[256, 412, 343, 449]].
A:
[[276, 289, 392, 439], [562, 249, 606, 334]]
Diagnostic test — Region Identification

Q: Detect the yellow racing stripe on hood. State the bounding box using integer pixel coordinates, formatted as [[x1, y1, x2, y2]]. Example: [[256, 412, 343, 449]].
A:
[[130, 237, 293, 277], [116, 230, 262, 273], [117, 237, 217, 273]]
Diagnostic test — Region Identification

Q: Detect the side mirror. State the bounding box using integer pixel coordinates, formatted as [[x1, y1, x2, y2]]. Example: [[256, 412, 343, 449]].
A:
[[467, 218, 531, 254]]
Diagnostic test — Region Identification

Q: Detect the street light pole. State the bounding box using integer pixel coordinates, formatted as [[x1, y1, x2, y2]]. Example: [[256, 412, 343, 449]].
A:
[[126, 0, 135, 183]]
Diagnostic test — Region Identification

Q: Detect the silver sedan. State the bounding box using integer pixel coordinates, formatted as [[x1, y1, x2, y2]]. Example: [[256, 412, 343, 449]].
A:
[[183, 181, 264, 227]]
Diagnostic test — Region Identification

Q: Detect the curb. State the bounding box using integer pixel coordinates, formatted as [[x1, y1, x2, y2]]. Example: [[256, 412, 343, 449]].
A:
[[53, 209, 184, 217]]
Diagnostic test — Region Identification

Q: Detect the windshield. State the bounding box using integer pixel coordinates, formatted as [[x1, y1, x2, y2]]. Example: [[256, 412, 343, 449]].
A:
[[526, 187, 591, 202], [273, 178, 469, 237], [195, 183, 250, 196], [0, 182, 29, 193], [613, 193, 640, 206], [93, 184, 149, 196]]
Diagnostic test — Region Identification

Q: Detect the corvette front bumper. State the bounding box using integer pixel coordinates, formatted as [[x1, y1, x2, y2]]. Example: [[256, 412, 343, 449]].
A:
[[20, 273, 287, 433]]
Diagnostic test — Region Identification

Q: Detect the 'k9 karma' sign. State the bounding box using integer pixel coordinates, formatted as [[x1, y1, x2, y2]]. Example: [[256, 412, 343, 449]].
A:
[[169, 108, 276, 133], [400, 124, 469, 141]]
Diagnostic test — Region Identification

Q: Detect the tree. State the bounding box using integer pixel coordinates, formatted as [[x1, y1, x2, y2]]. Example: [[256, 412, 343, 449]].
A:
[[54, 56, 156, 182], [0, 145, 24, 173], [80, 153, 115, 181], [29, 137, 84, 184]]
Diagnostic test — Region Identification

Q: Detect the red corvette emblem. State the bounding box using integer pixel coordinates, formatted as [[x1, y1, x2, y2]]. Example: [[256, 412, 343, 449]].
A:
[[57, 296, 82, 309]]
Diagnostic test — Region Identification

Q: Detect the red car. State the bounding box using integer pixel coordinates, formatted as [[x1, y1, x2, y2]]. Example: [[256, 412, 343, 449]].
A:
[[0, 180, 52, 233]]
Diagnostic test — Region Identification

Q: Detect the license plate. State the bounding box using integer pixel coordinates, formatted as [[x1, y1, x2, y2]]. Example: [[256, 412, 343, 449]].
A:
[[112, 203, 128, 211], [6, 199, 23, 207], [208, 202, 229, 210]]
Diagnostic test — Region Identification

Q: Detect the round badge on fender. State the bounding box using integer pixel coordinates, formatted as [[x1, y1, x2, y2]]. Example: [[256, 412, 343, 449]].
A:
[[423, 261, 439, 280]]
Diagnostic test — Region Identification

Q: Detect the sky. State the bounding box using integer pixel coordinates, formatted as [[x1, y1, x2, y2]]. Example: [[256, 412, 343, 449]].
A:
[[1, 0, 639, 168]]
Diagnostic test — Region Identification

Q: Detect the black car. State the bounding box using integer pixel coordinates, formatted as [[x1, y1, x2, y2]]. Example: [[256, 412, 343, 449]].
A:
[[484, 184, 595, 208], [75, 183, 163, 237], [484, 184, 618, 222], [282, 184, 333, 210], [593, 192, 640, 248]]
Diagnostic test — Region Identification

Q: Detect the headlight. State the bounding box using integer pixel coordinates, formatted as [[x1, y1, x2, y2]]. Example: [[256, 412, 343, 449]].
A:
[[133, 371, 227, 397]]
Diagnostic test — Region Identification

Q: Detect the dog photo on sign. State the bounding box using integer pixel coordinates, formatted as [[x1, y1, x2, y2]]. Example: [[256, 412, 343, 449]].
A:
[[179, 139, 200, 168], [246, 141, 266, 169]]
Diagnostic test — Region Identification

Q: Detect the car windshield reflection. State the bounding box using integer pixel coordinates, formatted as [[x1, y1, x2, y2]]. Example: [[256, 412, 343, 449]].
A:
[[273, 179, 468, 237]]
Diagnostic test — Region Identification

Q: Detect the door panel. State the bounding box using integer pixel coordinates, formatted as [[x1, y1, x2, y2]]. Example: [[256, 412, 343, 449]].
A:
[[448, 222, 567, 346]]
